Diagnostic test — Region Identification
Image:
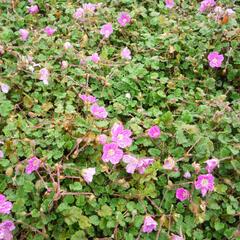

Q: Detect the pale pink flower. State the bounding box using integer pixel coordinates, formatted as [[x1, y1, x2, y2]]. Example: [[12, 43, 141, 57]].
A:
[[183, 171, 191, 179], [97, 134, 108, 145], [19, 29, 29, 41], [61, 60, 68, 70], [205, 158, 219, 173], [1, 83, 10, 93], [82, 167, 96, 184], [44, 26, 56, 36], [163, 156, 175, 170], [102, 143, 123, 164], [148, 125, 161, 139], [142, 216, 157, 233], [171, 234, 184, 240], [165, 0, 175, 9], [73, 8, 85, 21], [28, 5, 39, 14], [199, 0, 216, 13], [83, 3, 97, 13], [111, 123, 132, 148], [91, 53, 100, 63], [195, 174, 214, 197], [39, 68, 49, 85], [100, 23, 113, 38], [118, 12, 131, 27], [208, 51, 224, 68], [123, 155, 139, 174], [176, 188, 190, 201], [79, 94, 97, 104], [90, 104, 108, 119], [64, 42, 73, 50], [0, 46, 4, 55], [0, 150, 3, 159], [25, 156, 41, 174], [0, 220, 15, 240], [0, 194, 13, 215], [121, 47, 131, 60], [137, 158, 154, 174], [226, 8, 235, 16]]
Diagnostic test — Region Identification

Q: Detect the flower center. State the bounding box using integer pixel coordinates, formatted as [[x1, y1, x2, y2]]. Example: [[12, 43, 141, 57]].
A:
[[212, 58, 218, 64], [33, 159, 39, 166], [201, 179, 209, 187], [108, 149, 115, 156], [117, 134, 124, 140]]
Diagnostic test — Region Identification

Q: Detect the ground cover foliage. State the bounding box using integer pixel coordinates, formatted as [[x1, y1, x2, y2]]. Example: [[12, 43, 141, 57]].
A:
[[0, 0, 239, 239]]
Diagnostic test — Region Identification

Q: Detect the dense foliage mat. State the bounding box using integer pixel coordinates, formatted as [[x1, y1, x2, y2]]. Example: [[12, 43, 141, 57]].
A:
[[0, 0, 239, 239]]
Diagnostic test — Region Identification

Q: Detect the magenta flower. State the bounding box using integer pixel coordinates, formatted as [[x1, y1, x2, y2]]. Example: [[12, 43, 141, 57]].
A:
[[199, 0, 216, 13], [44, 26, 56, 36], [1, 83, 10, 93], [208, 51, 224, 68], [148, 125, 161, 139], [165, 0, 175, 9], [111, 123, 132, 148], [0, 220, 15, 240], [90, 104, 108, 119], [39, 68, 49, 85], [195, 174, 214, 197], [25, 156, 41, 174], [0, 150, 3, 159], [82, 168, 96, 184], [0, 194, 13, 215], [183, 171, 191, 179], [142, 216, 157, 233], [176, 188, 190, 201], [97, 134, 108, 145], [79, 94, 97, 104], [100, 23, 113, 38], [123, 155, 139, 174], [171, 234, 184, 240], [205, 158, 219, 173], [28, 5, 39, 14], [137, 158, 154, 174], [102, 143, 123, 164], [64, 42, 73, 50], [118, 12, 131, 27], [19, 29, 29, 41], [73, 8, 85, 21], [163, 156, 175, 170], [61, 61, 68, 69], [91, 53, 100, 63], [121, 47, 131, 60]]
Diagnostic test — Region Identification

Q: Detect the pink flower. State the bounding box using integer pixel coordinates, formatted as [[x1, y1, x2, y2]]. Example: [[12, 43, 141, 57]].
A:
[[142, 216, 157, 233], [28, 5, 39, 14], [19, 29, 29, 41], [165, 0, 175, 9], [79, 94, 97, 104], [102, 143, 123, 164], [83, 3, 97, 13], [25, 156, 41, 174], [208, 51, 224, 68], [111, 123, 132, 148], [183, 171, 191, 179], [91, 53, 100, 63], [163, 156, 175, 170], [176, 188, 190, 201], [97, 134, 108, 145], [171, 234, 184, 240], [82, 167, 96, 184], [192, 162, 201, 174], [226, 8, 235, 16], [1, 83, 10, 93], [61, 60, 68, 69], [121, 47, 131, 60], [44, 26, 56, 36], [39, 68, 49, 85], [73, 8, 85, 21], [64, 42, 73, 50], [0, 150, 3, 159], [195, 174, 214, 197], [90, 104, 108, 119], [199, 0, 216, 13], [0, 194, 13, 215], [205, 158, 219, 173], [123, 155, 139, 174], [137, 158, 154, 174], [148, 125, 161, 139], [0, 220, 15, 240], [118, 12, 131, 27], [0, 45, 4, 55], [100, 23, 113, 38]]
